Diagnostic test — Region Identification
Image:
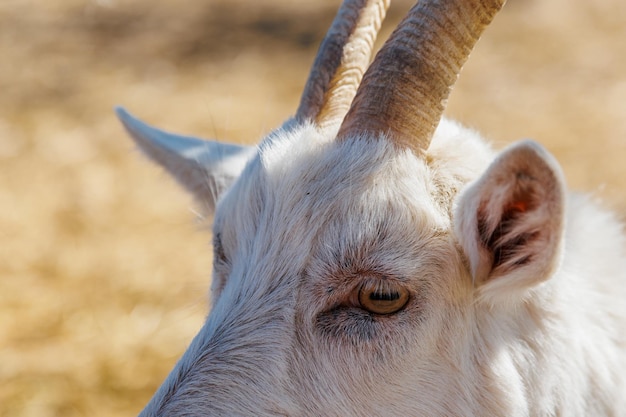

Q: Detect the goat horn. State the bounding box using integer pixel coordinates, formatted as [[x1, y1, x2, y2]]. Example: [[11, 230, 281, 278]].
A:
[[337, 0, 506, 155], [296, 0, 390, 129]]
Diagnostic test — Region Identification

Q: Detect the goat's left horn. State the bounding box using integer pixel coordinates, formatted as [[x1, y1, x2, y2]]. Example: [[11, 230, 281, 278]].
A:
[[296, 0, 390, 129], [337, 0, 506, 155]]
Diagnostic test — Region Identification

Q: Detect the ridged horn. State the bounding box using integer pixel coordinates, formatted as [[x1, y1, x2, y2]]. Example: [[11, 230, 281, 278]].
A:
[[337, 0, 506, 155], [295, 0, 390, 129]]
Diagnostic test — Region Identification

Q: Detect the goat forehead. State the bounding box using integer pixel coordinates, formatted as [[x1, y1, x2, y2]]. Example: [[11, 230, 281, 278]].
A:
[[260, 127, 445, 217], [255, 120, 491, 222], [255, 133, 441, 234], [217, 130, 452, 295], [210, 123, 496, 316]]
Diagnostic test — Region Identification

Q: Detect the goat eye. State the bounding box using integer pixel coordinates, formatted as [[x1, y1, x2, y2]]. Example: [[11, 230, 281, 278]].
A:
[[358, 280, 409, 315]]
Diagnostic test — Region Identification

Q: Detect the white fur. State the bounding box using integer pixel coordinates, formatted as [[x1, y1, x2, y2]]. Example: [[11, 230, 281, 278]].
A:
[[117, 6, 626, 417], [116, 114, 626, 416]]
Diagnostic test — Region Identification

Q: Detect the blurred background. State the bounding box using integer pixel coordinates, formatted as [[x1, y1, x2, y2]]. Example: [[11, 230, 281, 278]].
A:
[[1, 0, 625, 415]]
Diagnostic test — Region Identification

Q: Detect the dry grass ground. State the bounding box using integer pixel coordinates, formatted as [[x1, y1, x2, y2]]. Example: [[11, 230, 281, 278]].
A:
[[1, 0, 625, 415]]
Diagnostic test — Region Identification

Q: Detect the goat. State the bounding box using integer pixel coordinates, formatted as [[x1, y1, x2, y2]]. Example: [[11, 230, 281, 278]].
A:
[[116, 0, 626, 415]]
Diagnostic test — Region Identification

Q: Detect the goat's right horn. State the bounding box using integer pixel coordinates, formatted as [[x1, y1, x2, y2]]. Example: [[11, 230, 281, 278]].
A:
[[295, 0, 390, 129], [337, 0, 506, 156]]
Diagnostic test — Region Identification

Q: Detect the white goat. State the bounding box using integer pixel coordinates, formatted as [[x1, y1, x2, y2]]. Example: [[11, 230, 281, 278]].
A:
[[116, 0, 626, 415]]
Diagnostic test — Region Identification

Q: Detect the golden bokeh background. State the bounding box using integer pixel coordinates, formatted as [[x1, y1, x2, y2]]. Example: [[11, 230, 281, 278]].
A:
[[2, 0, 625, 415]]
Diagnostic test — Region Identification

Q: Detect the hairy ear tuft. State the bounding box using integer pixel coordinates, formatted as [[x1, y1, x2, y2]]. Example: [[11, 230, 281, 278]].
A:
[[454, 140, 566, 305], [116, 107, 256, 213]]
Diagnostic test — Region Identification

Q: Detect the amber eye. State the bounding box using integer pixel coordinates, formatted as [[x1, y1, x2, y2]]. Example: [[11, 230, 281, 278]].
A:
[[358, 280, 409, 315]]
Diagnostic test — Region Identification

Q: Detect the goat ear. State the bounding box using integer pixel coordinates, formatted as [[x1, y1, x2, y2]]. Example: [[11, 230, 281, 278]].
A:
[[116, 107, 256, 213], [454, 140, 566, 305]]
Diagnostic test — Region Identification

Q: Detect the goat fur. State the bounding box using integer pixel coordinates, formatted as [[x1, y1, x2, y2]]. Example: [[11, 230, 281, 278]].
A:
[[117, 111, 626, 416]]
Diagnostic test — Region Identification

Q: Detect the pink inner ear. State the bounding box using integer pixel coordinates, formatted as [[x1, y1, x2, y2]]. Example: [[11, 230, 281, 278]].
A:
[[506, 200, 529, 213], [504, 174, 542, 215], [475, 182, 546, 279]]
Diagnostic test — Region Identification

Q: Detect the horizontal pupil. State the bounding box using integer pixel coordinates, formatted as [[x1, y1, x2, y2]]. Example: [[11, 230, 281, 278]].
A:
[[370, 291, 399, 301]]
